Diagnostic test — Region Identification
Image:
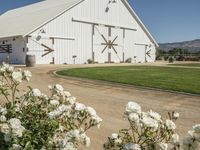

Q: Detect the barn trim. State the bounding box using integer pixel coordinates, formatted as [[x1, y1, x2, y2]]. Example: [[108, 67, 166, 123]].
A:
[[24, 0, 86, 37], [122, 0, 159, 47], [72, 17, 137, 31]]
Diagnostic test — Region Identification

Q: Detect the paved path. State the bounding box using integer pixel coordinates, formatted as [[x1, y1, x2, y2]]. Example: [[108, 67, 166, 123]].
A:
[[20, 64, 200, 150]]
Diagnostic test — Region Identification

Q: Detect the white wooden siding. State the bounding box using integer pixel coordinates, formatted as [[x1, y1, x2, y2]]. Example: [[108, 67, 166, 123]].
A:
[[0, 37, 26, 64], [25, 0, 156, 64]]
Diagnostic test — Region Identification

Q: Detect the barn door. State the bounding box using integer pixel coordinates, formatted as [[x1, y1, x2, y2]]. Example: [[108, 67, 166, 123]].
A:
[[93, 25, 124, 63], [110, 28, 124, 63]]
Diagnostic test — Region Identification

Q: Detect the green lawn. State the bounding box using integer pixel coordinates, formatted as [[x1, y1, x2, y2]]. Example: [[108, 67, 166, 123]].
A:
[[169, 63, 200, 67], [57, 66, 200, 94]]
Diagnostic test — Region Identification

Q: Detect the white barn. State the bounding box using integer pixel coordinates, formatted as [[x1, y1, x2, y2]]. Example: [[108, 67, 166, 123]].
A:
[[0, 0, 158, 64]]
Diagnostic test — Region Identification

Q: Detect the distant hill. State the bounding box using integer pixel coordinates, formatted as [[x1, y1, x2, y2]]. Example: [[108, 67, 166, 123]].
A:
[[159, 39, 200, 52]]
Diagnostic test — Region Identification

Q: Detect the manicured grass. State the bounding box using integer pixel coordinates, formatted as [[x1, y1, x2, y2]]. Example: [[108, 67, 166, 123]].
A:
[[169, 63, 200, 67], [57, 66, 200, 94]]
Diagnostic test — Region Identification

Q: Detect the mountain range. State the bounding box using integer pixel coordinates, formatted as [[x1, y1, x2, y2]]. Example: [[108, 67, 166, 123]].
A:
[[159, 39, 200, 52]]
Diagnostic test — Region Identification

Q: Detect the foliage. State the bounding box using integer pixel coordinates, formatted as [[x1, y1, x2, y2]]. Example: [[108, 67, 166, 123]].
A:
[[0, 63, 102, 150], [56, 66, 200, 94], [168, 56, 174, 63], [87, 59, 93, 64], [125, 58, 132, 63], [104, 101, 200, 150]]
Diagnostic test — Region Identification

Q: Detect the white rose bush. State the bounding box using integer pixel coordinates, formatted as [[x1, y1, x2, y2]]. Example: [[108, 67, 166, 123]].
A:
[[0, 63, 102, 149], [104, 101, 200, 150]]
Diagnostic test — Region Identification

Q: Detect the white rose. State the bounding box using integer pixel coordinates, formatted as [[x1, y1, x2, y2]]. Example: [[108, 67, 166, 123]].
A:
[[9, 118, 21, 128], [63, 91, 71, 97], [48, 110, 62, 119], [129, 113, 140, 123], [141, 116, 158, 129], [58, 104, 68, 112], [123, 143, 141, 150], [12, 144, 22, 150], [7, 66, 14, 73], [12, 71, 22, 83], [86, 107, 97, 117], [188, 130, 200, 142], [75, 102, 86, 111], [115, 138, 122, 144], [193, 124, 200, 133], [0, 107, 7, 115], [173, 112, 179, 118], [0, 115, 7, 122], [64, 142, 76, 150], [23, 70, 32, 81], [32, 89, 41, 97], [126, 102, 141, 114], [147, 110, 161, 122], [67, 97, 76, 105], [1, 123, 10, 134], [85, 136, 91, 147], [111, 133, 118, 139], [55, 84, 64, 92], [155, 143, 168, 150], [50, 100, 60, 106], [166, 119, 176, 130], [171, 133, 179, 144], [93, 116, 102, 128], [0, 66, 6, 73], [12, 126, 25, 137]]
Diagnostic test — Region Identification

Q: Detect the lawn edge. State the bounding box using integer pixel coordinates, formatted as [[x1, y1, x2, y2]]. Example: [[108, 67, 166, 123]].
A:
[[54, 69, 200, 97]]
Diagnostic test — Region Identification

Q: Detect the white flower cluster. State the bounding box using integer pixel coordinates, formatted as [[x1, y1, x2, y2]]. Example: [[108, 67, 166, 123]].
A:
[[53, 129, 91, 149], [125, 101, 177, 132], [123, 143, 141, 150], [182, 124, 200, 150], [0, 63, 32, 84], [104, 101, 181, 150], [47, 84, 102, 149], [0, 112, 25, 143], [0, 64, 101, 149]]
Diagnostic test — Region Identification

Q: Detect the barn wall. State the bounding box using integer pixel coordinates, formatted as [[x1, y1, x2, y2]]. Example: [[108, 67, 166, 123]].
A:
[[27, 0, 156, 64], [0, 37, 26, 64]]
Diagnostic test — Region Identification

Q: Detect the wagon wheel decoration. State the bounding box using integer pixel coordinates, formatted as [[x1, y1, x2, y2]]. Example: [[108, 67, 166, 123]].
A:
[[100, 34, 118, 54]]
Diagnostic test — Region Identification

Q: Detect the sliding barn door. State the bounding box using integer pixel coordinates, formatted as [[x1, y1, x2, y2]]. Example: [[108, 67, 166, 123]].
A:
[[93, 25, 124, 63]]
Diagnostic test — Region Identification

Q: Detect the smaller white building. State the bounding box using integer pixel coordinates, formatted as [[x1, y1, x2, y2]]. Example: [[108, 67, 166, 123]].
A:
[[0, 0, 158, 64]]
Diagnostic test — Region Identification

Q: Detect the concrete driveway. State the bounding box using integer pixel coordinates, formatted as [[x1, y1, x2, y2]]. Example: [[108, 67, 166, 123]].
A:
[[18, 64, 200, 149]]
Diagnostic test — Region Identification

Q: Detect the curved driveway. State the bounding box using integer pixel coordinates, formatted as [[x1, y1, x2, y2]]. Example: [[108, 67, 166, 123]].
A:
[[24, 64, 200, 150]]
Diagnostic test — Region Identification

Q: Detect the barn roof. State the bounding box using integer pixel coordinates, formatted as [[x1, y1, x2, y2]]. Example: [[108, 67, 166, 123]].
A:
[[0, 0, 158, 46], [0, 0, 81, 38]]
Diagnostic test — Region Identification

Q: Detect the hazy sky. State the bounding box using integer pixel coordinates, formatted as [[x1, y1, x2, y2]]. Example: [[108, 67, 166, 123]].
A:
[[0, 0, 200, 43]]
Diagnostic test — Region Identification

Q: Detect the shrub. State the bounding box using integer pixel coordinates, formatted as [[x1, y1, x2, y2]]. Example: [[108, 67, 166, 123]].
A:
[[168, 56, 174, 63], [0, 63, 102, 149], [87, 59, 93, 64], [125, 58, 132, 63], [104, 101, 200, 150]]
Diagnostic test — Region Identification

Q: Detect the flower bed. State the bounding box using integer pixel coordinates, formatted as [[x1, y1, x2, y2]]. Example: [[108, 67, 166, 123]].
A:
[[0, 63, 102, 149]]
